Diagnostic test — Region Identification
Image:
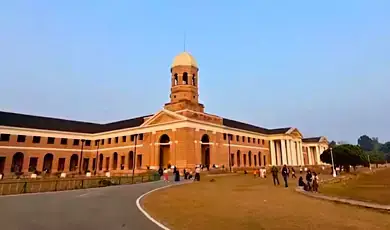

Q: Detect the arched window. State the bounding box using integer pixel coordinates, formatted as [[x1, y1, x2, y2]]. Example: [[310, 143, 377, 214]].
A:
[[183, 72, 188, 84], [192, 74, 196, 86], [174, 73, 178, 86]]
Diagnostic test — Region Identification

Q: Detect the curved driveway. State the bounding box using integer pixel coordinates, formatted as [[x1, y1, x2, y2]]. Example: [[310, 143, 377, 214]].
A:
[[0, 180, 179, 230]]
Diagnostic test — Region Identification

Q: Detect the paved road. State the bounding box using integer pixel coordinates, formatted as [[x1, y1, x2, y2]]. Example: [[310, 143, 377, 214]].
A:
[[0, 180, 179, 230]]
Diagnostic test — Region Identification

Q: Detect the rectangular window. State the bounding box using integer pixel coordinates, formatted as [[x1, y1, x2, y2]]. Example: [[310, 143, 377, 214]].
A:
[[47, 137, 55, 144], [139, 134, 143, 141], [108, 138, 111, 144], [223, 133, 227, 140], [236, 135, 239, 142], [122, 136, 126, 142], [115, 137, 119, 143], [252, 138, 255, 143], [85, 140, 91, 146], [242, 136, 245, 142], [17, 135, 26, 143], [73, 139, 80, 146], [95, 140, 99, 146], [0, 134, 10, 142], [262, 140, 265, 145], [60, 138, 67, 145], [101, 139, 105, 145], [257, 139, 260, 144], [130, 135, 135, 142], [32, 136, 41, 144], [248, 137, 250, 143]]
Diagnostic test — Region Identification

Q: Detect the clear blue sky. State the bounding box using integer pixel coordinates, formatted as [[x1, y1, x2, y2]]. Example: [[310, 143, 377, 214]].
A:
[[0, 1, 389, 144]]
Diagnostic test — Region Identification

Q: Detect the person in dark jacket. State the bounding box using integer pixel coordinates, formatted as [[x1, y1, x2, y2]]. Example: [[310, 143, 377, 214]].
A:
[[271, 166, 280, 186], [282, 165, 288, 187], [306, 170, 313, 191], [174, 169, 180, 182]]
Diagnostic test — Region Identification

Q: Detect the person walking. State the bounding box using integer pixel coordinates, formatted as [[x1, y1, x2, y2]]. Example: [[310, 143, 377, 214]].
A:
[[163, 168, 169, 182], [194, 167, 201, 181], [291, 167, 296, 178], [306, 170, 313, 191], [282, 165, 289, 187], [271, 166, 280, 186]]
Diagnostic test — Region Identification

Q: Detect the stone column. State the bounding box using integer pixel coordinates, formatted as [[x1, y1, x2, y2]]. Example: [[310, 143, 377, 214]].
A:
[[291, 141, 297, 166], [275, 141, 281, 165], [270, 140, 276, 166], [108, 155, 113, 171], [307, 147, 313, 165], [281, 140, 287, 165], [316, 145, 321, 165], [297, 142, 302, 166], [286, 140, 292, 165]]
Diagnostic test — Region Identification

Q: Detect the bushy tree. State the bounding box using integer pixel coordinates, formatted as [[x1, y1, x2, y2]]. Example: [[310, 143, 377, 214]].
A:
[[357, 135, 374, 151], [366, 151, 386, 167], [320, 144, 368, 172]]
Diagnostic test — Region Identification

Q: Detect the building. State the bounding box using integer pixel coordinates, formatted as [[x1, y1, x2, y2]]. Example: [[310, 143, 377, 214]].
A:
[[0, 52, 329, 176]]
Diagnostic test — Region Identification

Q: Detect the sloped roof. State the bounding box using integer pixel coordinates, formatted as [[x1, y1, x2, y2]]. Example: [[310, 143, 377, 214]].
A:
[[302, 137, 322, 143], [0, 111, 150, 134], [222, 118, 290, 135]]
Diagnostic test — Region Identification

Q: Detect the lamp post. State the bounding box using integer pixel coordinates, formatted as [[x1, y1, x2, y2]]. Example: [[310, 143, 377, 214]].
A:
[[79, 139, 85, 174], [368, 154, 372, 171], [330, 147, 336, 177], [228, 134, 232, 172], [132, 134, 138, 183], [94, 140, 100, 176]]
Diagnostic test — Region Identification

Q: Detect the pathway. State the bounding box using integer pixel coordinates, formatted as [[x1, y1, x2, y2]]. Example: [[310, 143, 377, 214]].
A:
[[0, 180, 182, 230]]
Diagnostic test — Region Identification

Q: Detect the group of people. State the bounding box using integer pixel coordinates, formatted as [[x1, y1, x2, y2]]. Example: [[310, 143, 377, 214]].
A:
[[158, 165, 202, 182], [270, 165, 320, 191], [253, 168, 267, 178], [298, 170, 319, 192]]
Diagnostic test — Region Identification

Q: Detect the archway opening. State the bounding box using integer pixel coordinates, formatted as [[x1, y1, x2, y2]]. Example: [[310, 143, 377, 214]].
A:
[[11, 152, 24, 173], [248, 151, 252, 167], [69, 154, 79, 171], [43, 153, 54, 173], [237, 150, 241, 167], [99, 154, 103, 171], [0, 157, 5, 174], [243, 154, 247, 166], [258, 152, 262, 166], [201, 134, 210, 167], [129, 151, 134, 170], [159, 134, 170, 168], [112, 152, 118, 170]]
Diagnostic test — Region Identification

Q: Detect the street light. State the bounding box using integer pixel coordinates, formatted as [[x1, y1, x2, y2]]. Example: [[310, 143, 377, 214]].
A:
[[227, 134, 232, 172], [79, 139, 85, 175], [330, 147, 336, 177], [132, 134, 138, 183], [368, 154, 372, 171], [94, 140, 100, 176]]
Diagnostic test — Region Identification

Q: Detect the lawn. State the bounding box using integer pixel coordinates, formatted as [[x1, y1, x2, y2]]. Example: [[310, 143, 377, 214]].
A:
[[320, 167, 390, 205], [142, 173, 390, 230]]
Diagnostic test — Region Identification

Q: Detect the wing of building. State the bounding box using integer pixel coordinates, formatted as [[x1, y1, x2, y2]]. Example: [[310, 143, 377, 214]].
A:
[[0, 52, 329, 176]]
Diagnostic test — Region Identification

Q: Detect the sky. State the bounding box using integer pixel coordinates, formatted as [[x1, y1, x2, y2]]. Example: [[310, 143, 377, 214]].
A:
[[0, 1, 389, 144]]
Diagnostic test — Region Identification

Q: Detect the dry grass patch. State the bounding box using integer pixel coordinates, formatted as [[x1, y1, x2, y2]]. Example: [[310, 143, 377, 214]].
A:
[[143, 174, 390, 230], [321, 167, 390, 205]]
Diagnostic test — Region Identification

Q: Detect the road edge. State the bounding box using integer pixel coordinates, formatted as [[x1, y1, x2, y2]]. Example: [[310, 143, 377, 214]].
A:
[[136, 181, 191, 230]]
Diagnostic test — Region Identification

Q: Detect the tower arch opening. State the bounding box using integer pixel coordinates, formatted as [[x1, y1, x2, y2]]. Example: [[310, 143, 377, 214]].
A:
[[183, 72, 188, 84]]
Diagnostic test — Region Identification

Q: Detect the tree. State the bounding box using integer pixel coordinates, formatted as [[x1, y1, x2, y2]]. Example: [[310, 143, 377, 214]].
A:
[[379, 141, 390, 154], [357, 135, 374, 151], [320, 144, 368, 172], [366, 151, 385, 167], [329, 140, 337, 148]]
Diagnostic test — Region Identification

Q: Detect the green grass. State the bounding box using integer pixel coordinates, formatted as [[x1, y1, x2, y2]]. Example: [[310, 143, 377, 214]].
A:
[[143, 174, 390, 230], [320, 167, 390, 205]]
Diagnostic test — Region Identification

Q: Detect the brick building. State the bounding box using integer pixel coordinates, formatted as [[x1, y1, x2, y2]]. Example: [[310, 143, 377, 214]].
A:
[[0, 52, 328, 176]]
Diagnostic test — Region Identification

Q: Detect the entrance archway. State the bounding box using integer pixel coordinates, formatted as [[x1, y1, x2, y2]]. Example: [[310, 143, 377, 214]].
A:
[[69, 154, 78, 171], [201, 134, 210, 167], [159, 134, 170, 168], [112, 152, 118, 170], [42, 153, 54, 172], [258, 152, 262, 166], [99, 154, 103, 171], [248, 151, 252, 166], [237, 150, 241, 167], [128, 151, 134, 169], [11, 152, 24, 173]]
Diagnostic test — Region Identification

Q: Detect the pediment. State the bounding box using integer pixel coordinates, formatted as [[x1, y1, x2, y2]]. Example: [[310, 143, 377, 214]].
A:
[[286, 128, 303, 139], [140, 109, 187, 127]]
